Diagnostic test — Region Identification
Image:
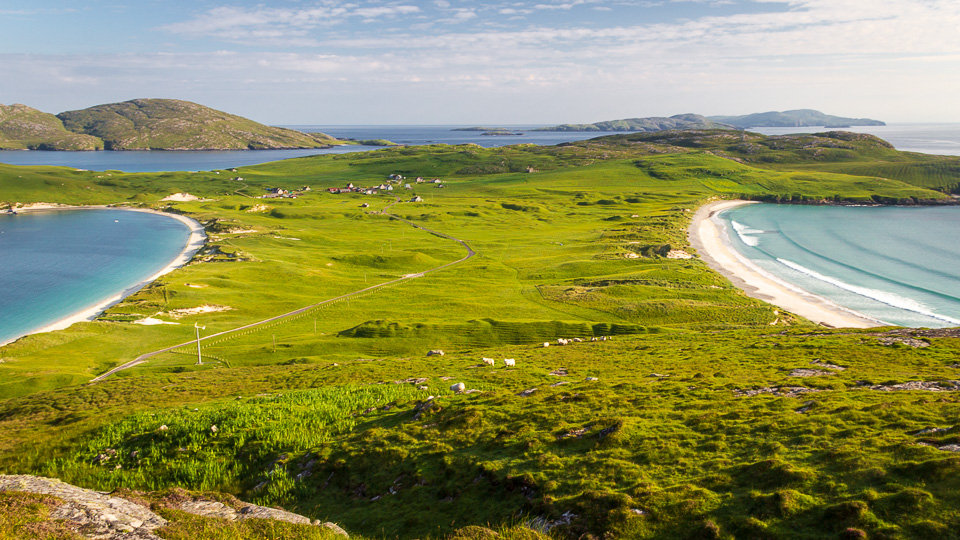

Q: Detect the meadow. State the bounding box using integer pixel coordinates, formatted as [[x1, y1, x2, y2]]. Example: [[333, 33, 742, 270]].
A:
[[2, 130, 960, 539]]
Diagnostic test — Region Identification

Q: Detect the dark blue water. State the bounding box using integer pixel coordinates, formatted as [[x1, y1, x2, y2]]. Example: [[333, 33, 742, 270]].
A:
[[0, 210, 191, 344], [721, 204, 960, 328], [290, 125, 630, 148], [0, 146, 383, 174]]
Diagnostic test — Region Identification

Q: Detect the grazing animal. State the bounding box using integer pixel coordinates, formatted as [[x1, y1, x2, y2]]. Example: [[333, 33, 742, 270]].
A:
[[450, 382, 465, 393], [543, 342, 550, 348], [482, 357, 495, 366], [503, 358, 516, 367], [557, 338, 568, 345]]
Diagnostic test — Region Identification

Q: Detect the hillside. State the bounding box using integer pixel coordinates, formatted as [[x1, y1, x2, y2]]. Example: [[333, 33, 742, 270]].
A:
[[709, 109, 886, 128], [56, 99, 339, 150], [2, 133, 960, 539], [0, 104, 103, 151], [533, 113, 735, 132]]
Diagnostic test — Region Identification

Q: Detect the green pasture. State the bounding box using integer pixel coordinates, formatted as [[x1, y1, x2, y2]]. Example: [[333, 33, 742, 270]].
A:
[[2, 131, 960, 538]]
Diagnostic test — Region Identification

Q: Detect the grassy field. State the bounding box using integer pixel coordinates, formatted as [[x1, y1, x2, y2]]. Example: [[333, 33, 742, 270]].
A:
[[2, 130, 960, 538]]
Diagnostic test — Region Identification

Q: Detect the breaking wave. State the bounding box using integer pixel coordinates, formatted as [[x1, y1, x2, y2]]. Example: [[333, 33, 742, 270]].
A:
[[731, 221, 762, 247], [776, 258, 960, 326]]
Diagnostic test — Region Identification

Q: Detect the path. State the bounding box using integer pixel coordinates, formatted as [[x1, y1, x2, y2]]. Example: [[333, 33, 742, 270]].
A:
[[91, 198, 474, 382]]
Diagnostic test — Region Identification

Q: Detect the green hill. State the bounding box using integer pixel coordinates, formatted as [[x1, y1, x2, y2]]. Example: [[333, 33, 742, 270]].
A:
[[56, 99, 339, 150], [0, 104, 103, 151], [709, 109, 885, 128], [534, 113, 736, 132]]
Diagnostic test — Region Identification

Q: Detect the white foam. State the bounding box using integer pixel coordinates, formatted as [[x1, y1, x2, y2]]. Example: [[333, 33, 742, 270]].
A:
[[776, 258, 960, 325], [731, 221, 762, 247]]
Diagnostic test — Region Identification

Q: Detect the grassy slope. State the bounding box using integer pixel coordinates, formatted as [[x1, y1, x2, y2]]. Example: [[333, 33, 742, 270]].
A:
[[0, 104, 103, 151], [1, 133, 960, 538], [56, 99, 339, 150]]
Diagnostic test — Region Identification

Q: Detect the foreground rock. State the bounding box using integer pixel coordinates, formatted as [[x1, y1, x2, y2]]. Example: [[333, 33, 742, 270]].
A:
[[0, 474, 348, 539]]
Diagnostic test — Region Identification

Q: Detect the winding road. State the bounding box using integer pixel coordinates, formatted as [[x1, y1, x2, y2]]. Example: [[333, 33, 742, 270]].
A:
[[91, 198, 475, 382]]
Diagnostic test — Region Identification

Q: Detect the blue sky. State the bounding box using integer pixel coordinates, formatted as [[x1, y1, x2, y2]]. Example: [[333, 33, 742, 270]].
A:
[[2, 0, 959, 124]]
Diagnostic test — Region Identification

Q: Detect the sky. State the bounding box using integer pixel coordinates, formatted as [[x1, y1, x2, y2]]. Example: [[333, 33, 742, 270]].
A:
[[1, 0, 959, 125]]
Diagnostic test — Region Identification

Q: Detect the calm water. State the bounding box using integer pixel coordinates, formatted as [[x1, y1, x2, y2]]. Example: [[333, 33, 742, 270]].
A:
[[0, 210, 191, 344], [0, 146, 383, 173], [720, 204, 960, 327]]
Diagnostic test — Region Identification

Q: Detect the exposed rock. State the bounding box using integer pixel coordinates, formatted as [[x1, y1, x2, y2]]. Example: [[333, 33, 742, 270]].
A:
[[0, 475, 166, 539], [789, 368, 835, 378], [939, 444, 960, 453], [427, 350, 445, 356], [735, 386, 823, 398], [866, 380, 960, 392], [549, 368, 568, 377], [878, 337, 929, 348], [518, 388, 538, 397], [811, 359, 846, 371], [0, 475, 349, 538]]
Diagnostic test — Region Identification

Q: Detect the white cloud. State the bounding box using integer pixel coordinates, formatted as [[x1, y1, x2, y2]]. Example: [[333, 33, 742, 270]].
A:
[[9, 0, 960, 123]]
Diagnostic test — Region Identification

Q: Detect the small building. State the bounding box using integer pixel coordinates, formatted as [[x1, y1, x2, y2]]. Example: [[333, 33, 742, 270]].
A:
[[411, 196, 423, 202], [432, 178, 442, 184], [404, 183, 412, 189]]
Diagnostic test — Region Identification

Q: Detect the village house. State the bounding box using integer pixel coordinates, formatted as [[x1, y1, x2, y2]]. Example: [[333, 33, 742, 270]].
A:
[[411, 196, 423, 202]]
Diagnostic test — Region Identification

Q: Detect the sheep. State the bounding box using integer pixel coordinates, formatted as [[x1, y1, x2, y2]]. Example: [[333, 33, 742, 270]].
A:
[[450, 382, 465, 393], [503, 358, 516, 367], [543, 342, 550, 348], [573, 338, 583, 343], [482, 357, 495, 366], [557, 338, 568, 345]]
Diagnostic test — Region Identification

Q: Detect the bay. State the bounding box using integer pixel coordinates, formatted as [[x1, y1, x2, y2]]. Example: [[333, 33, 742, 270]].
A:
[[0, 210, 192, 344], [720, 204, 960, 328]]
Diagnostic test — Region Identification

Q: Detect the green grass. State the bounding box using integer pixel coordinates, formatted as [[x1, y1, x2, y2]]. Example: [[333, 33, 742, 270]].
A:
[[2, 131, 960, 538]]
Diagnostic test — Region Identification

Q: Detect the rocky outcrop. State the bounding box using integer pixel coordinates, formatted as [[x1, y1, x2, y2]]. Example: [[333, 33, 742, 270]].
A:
[[0, 475, 348, 539], [0, 475, 166, 539]]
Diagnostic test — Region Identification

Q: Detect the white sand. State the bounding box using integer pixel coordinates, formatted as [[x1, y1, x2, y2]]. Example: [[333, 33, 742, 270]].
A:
[[688, 200, 882, 328], [0, 206, 206, 346]]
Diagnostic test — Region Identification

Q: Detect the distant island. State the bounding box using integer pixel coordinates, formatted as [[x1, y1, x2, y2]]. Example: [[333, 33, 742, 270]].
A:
[[529, 110, 885, 133], [707, 109, 885, 128], [532, 114, 735, 132], [0, 99, 342, 151]]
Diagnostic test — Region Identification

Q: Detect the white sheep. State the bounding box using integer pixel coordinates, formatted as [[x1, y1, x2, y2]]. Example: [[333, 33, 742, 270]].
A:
[[482, 357, 495, 366], [450, 382, 465, 393], [503, 358, 516, 367], [543, 342, 550, 348], [557, 338, 568, 345]]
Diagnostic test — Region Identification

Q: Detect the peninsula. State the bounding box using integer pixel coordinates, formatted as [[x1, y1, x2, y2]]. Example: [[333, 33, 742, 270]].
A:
[[533, 113, 734, 132], [708, 109, 886, 128]]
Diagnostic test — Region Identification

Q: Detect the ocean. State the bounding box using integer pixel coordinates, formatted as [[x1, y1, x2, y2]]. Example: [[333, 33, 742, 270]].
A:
[[719, 204, 960, 328], [0, 209, 191, 344], [5, 123, 955, 173]]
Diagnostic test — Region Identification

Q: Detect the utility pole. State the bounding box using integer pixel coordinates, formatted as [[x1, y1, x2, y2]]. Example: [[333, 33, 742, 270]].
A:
[[194, 323, 206, 365]]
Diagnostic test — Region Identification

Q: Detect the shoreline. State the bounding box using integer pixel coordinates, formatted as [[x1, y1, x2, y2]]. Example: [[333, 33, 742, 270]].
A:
[[0, 206, 206, 347], [688, 199, 883, 329]]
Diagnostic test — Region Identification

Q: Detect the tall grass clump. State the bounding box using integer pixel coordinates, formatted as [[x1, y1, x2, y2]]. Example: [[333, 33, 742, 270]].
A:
[[40, 385, 432, 500]]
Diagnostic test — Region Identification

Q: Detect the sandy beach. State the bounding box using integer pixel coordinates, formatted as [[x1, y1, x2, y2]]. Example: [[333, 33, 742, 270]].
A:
[[0, 206, 206, 346], [688, 199, 882, 328]]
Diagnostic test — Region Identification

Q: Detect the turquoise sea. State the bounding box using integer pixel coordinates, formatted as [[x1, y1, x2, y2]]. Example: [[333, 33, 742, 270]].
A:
[[0, 210, 191, 344], [719, 204, 960, 328]]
